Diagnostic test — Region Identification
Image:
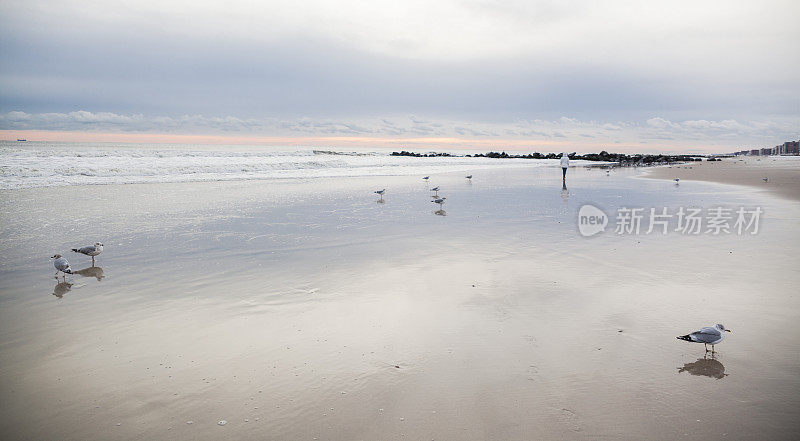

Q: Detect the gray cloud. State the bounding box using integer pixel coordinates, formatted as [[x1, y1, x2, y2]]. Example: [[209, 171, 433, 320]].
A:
[[1, 16, 797, 123], [0, 0, 798, 152]]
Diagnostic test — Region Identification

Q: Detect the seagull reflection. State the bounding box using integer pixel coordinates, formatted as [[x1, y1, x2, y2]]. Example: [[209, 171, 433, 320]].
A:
[[376, 197, 385, 204], [678, 356, 727, 379], [433, 209, 447, 216], [52, 281, 74, 299], [74, 266, 105, 281]]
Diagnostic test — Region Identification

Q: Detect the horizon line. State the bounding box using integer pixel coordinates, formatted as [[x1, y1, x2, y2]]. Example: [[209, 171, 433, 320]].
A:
[[0, 129, 734, 154]]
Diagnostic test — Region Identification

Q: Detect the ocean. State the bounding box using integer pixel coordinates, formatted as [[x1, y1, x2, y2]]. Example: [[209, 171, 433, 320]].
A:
[[0, 141, 572, 190]]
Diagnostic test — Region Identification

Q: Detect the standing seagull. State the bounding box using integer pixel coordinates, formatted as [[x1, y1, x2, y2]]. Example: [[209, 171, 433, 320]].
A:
[[423, 176, 430, 181], [465, 175, 472, 181], [430, 186, 440, 196], [51, 254, 72, 279], [762, 177, 768, 182], [677, 324, 731, 353], [431, 197, 447, 205], [72, 242, 103, 265]]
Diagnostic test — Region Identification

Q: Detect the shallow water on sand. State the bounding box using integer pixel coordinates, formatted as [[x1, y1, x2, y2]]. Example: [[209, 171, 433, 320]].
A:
[[1, 166, 799, 440]]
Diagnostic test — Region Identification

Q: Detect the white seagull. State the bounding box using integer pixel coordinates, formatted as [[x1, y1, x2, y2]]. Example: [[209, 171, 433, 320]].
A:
[[72, 242, 103, 265], [422, 176, 430, 181], [762, 177, 768, 182], [51, 254, 72, 279], [430, 186, 440, 196], [677, 324, 731, 353], [431, 197, 447, 205], [374, 189, 386, 197], [466, 175, 472, 180]]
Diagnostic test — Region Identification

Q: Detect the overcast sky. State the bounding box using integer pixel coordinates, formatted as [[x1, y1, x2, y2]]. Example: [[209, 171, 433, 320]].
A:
[[1, 0, 798, 152]]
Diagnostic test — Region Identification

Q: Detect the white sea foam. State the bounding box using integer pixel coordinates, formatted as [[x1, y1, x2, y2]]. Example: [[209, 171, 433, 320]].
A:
[[0, 141, 571, 189]]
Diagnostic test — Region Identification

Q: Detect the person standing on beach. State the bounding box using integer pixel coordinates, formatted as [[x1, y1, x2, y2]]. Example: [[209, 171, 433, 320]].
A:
[[561, 153, 570, 182]]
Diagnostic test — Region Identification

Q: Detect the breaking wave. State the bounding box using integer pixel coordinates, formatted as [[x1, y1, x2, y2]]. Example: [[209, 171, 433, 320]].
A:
[[0, 142, 559, 189]]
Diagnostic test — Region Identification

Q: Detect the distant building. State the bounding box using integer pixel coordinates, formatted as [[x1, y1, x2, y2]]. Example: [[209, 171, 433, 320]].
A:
[[739, 140, 798, 157], [769, 141, 799, 155], [781, 141, 799, 155]]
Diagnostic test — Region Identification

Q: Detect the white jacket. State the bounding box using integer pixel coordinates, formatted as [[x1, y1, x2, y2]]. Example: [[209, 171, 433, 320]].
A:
[[560, 154, 570, 167]]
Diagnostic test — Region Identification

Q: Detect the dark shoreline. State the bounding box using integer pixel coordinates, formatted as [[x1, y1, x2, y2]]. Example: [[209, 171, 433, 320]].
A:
[[391, 150, 706, 165]]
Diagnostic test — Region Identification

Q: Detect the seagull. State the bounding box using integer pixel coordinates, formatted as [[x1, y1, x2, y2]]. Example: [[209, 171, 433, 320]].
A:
[[677, 323, 731, 353], [430, 186, 440, 196], [431, 197, 447, 205], [72, 242, 103, 265], [374, 189, 386, 196], [422, 176, 430, 181], [763, 177, 768, 182], [466, 175, 472, 180], [674, 178, 680, 183], [51, 254, 72, 279]]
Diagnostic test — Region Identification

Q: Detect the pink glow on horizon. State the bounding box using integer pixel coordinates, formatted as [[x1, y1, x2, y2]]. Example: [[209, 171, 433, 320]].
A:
[[0, 130, 714, 154]]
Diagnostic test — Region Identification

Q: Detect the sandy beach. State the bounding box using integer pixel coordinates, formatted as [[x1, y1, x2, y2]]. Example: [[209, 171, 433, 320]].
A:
[[1, 159, 799, 440], [3, 0, 799, 438], [645, 156, 800, 202]]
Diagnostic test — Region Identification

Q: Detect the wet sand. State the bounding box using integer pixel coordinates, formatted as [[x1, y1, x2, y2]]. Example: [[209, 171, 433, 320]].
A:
[[1, 167, 799, 440], [645, 156, 800, 202]]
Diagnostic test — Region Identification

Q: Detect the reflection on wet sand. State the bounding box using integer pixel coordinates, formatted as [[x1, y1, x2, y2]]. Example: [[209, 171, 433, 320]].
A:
[[52, 281, 73, 299], [4, 165, 799, 441], [376, 197, 385, 204], [561, 182, 569, 202], [433, 209, 447, 216], [678, 356, 727, 379], [74, 266, 105, 281]]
